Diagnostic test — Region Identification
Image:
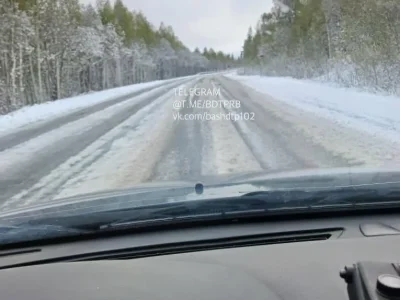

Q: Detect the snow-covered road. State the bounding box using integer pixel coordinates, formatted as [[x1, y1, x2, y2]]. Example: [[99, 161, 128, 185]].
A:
[[1, 74, 400, 211]]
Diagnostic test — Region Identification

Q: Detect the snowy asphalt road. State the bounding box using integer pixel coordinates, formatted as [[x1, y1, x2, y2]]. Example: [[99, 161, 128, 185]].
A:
[[1, 74, 399, 211], [0, 81, 177, 152]]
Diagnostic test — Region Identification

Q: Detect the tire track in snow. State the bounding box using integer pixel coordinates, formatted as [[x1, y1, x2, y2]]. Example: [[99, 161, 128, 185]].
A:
[[197, 78, 262, 175], [105, 80, 199, 191], [217, 76, 356, 170], [150, 77, 208, 181], [0, 78, 192, 152], [217, 80, 321, 170], [150, 76, 262, 181], [219, 75, 400, 169], [0, 79, 194, 205], [52, 78, 199, 200], [0, 79, 199, 210]]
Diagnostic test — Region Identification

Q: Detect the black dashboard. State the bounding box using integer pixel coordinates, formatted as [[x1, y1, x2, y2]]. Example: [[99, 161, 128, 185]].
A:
[[1, 212, 400, 300]]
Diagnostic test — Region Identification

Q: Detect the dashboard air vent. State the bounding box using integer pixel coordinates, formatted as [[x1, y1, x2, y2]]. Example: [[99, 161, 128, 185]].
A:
[[77, 228, 343, 261]]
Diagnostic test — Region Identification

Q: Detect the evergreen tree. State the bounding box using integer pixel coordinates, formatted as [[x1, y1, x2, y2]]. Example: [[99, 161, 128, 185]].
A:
[[0, 0, 238, 113]]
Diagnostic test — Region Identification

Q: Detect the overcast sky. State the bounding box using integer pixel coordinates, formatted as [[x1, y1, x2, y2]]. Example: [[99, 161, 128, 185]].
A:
[[80, 0, 273, 56]]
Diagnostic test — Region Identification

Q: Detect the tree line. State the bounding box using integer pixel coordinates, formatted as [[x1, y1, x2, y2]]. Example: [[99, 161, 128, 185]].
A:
[[241, 0, 400, 95], [0, 0, 237, 114]]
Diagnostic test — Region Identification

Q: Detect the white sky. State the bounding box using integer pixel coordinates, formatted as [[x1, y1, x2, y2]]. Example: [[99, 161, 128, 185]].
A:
[[80, 0, 274, 56]]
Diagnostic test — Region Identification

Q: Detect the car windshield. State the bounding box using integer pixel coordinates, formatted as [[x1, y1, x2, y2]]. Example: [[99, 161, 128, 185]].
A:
[[0, 0, 399, 244]]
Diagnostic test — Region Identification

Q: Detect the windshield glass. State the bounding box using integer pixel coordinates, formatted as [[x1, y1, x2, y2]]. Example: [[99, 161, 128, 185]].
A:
[[0, 0, 399, 243]]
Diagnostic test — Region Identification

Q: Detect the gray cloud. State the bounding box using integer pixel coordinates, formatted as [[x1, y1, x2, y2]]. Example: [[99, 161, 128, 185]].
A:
[[80, 0, 273, 55]]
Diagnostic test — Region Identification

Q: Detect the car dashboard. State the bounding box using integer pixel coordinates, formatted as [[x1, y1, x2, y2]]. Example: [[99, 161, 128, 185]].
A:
[[1, 212, 400, 300]]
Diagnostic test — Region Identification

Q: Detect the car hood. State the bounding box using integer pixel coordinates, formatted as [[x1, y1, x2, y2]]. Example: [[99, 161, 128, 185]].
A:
[[1, 166, 400, 220]]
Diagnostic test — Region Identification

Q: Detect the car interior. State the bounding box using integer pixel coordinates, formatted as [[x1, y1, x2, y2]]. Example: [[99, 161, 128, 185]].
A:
[[0, 208, 399, 300]]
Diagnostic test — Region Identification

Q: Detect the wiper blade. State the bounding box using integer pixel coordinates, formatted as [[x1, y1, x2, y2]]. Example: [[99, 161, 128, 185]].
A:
[[0, 223, 91, 244], [26, 185, 400, 231], [100, 186, 400, 229], [242, 186, 400, 207]]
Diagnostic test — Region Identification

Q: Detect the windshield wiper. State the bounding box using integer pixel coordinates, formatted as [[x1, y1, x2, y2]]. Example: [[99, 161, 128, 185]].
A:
[[241, 187, 400, 206], [100, 186, 400, 228], [4, 185, 399, 246], [22, 185, 400, 231], [0, 223, 91, 244]]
